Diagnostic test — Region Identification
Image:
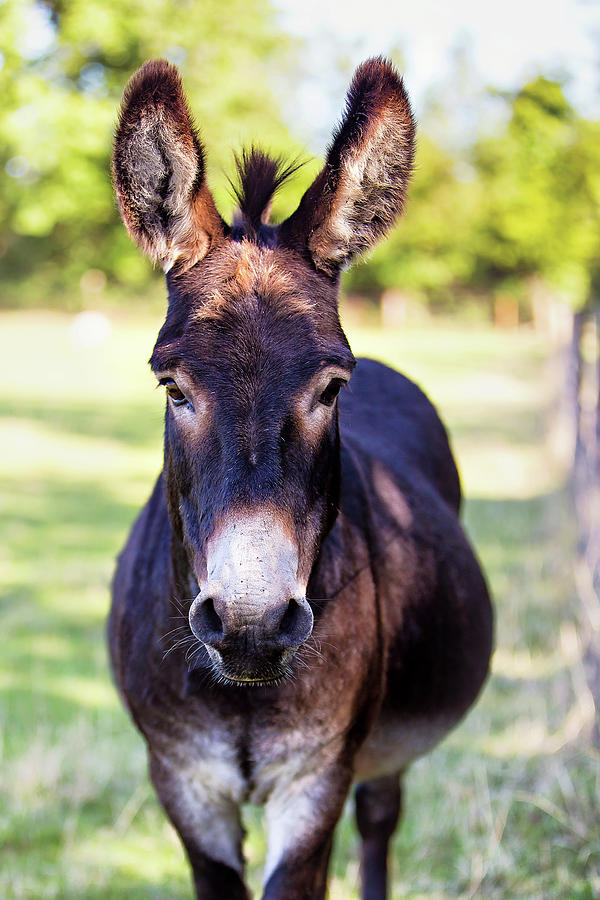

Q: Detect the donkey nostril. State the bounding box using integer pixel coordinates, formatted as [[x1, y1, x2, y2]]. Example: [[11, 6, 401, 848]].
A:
[[190, 597, 225, 646], [202, 597, 223, 633], [277, 597, 314, 648], [279, 599, 299, 637]]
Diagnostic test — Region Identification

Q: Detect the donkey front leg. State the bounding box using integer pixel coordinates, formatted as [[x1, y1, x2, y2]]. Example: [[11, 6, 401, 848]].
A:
[[149, 752, 250, 900], [261, 761, 352, 900]]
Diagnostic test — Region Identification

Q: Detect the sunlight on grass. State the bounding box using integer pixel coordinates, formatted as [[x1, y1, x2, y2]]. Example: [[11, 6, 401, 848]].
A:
[[45, 676, 119, 710], [345, 322, 570, 502], [492, 647, 567, 679], [457, 441, 565, 499], [481, 699, 594, 759], [1, 310, 598, 899]]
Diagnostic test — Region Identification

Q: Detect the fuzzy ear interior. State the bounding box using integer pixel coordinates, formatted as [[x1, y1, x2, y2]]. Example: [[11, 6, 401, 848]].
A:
[[112, 59, 224, 273], [280, 57, 415, 276]]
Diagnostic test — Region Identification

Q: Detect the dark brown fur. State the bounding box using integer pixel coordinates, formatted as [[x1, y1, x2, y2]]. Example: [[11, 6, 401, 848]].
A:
[[109, 57, 492, 900], [230, 149, 304, 235]]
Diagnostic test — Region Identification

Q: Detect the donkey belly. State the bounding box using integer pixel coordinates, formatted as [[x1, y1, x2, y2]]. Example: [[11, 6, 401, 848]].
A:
[[348, 481, 492, 784], [352, 540, 492, 784], [352, 563, 491, 782], [353, 712, 454, 781]]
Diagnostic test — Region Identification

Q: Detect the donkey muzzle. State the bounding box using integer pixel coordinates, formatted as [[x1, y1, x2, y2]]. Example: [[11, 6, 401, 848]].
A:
[[188, 510, 313, 682]]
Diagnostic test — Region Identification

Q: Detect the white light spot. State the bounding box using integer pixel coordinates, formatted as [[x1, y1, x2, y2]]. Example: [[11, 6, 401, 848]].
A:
[[6, 157, 30, 179], [69, 311, 111, 349]]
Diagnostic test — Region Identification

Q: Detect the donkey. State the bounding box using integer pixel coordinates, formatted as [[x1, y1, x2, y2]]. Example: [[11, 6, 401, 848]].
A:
[[109, 57, 493, 900]]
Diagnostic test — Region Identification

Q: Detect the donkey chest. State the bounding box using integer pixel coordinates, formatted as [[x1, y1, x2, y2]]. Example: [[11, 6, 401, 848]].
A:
[[165, 706, 452, 812], [173, 716, 342, 809]]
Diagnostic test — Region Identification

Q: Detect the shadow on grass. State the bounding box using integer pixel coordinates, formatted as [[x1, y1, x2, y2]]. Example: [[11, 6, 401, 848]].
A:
[[464, 488, 577, 655], [0, 472, 148, 754], [73, 883, 190, 900], [1, 473, 150, 569]]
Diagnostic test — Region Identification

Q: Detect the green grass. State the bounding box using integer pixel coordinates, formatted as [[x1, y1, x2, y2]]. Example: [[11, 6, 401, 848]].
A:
[[1, 310, 598, 899]]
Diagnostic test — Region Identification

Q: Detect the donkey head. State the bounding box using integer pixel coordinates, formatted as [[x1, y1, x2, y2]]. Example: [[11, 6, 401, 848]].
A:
[[113, 58, 414, 685]]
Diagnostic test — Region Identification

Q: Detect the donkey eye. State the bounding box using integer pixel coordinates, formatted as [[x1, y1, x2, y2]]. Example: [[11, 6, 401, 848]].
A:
[[319, 378, 344, 407], [159, 378, 187, 406]]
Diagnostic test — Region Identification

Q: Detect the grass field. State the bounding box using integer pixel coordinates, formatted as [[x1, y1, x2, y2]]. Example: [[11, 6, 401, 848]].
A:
[[1, 310, 598, 899]]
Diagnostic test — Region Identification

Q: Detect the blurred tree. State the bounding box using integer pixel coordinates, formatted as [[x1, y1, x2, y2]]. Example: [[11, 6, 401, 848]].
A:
[[345, 134, 482, 310], [345, 73, 600, 319], [0, 0, 310, 307], [2, 7, 599, 319], [472, 76, 600, 313]]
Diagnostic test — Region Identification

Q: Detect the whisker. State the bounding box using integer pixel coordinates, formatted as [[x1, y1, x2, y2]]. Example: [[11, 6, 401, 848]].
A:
[[293, 656, 310, 672], [162, 634, 197, 662], [169, 594, 194, 619], [185, 639, 204, 664], [159, 624, 190, 642]]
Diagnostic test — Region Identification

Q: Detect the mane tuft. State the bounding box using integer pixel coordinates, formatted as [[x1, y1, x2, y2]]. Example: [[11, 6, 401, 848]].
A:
[[229, 148, 304, 235]]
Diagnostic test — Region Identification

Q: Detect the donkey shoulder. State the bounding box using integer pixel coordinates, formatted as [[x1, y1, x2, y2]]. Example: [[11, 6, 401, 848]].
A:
[[339, 357, 461, 513]]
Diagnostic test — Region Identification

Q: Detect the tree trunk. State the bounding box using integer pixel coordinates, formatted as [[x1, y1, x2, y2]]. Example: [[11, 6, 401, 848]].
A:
[[570, 306, 600, 747]]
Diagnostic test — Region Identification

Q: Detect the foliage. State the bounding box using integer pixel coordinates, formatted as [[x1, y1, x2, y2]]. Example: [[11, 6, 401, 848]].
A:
[[346, 76, 600, 312], [346, 135, 482, 306], [471, 78, 600, 309], [1, 4, 599, 314], [0, 0, 312, 306]]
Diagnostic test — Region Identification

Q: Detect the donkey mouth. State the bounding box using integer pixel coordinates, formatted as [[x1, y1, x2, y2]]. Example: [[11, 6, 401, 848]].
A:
[[203, 645, 296, 688], [219, 672, 286, 687], [211, 667, 292, 689]]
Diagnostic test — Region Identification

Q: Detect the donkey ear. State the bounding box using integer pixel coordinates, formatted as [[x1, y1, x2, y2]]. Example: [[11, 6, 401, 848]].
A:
[[112, 59, 224, 273], [280, 58, 415, 276]]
